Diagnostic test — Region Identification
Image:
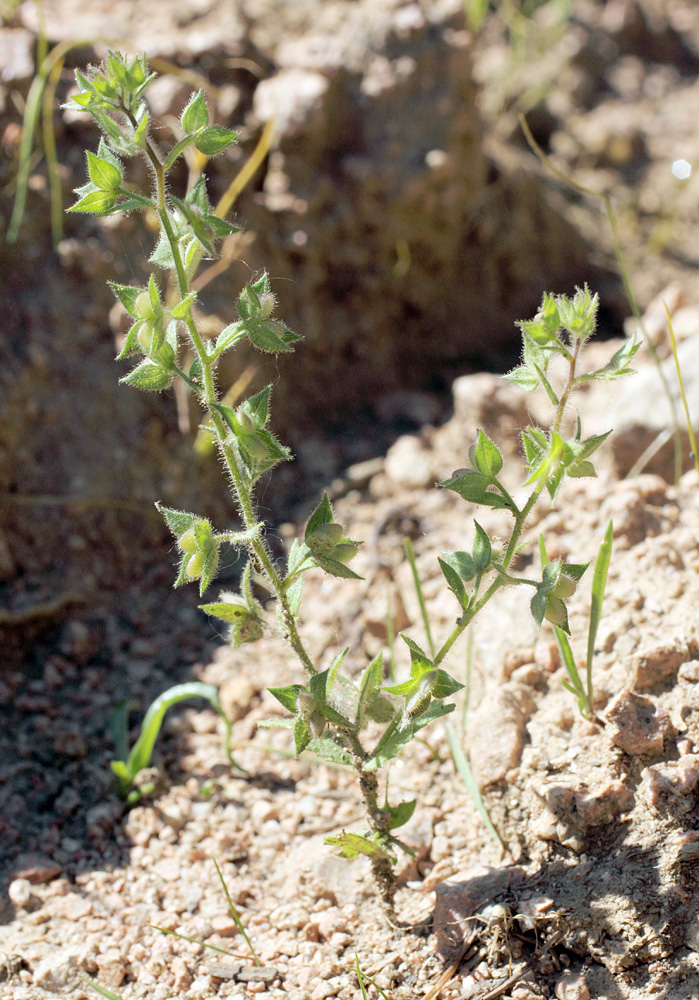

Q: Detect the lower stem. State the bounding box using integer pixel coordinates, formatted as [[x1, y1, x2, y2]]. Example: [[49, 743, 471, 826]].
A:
[[357, 767, 398, 923]]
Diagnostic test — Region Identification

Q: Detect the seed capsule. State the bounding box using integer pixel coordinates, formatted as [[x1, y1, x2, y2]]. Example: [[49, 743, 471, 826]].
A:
[[553, 574, 576, 600], [179, 528, 198, 553], [185, 552, 205, 579], [134, 291, 156, 321], [544, 596, 567, 626]]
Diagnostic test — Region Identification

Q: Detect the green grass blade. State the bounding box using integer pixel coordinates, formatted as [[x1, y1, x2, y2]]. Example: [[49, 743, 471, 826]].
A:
[[79, 975, 123, 1000], [666, 302, 699, 477], [150, 923, 242, 958], [113, 681, 242, 796], [213, 857, 261, 965], [445, 721, 503, 852], [385, 586, 396, 682], [404, 537, 435, 659], [553, 625, 591, 718], [43, 55, 66, 246], [464, 0, 490, 33], [355, 954, 391, 1000], [586, 521, 613, 709]]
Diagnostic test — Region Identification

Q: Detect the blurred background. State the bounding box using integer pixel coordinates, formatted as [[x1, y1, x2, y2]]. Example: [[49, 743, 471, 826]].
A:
[[1, 0, 698, 678]]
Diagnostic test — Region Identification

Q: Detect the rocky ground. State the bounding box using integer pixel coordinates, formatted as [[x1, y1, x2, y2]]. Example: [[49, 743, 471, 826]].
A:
[[3, 1, 699, 999]]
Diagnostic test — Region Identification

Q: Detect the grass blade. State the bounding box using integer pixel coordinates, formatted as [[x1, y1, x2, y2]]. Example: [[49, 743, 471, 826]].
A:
[[666, 302, 699, 477], [404, 537, 435, 659], [355, 954, 391, 1000], [445, 721, 503, 852], [553, 624, 590, 718], [79, 975, 123, 1000], [213, 857, 261, 965], [586, 521, 613, 709]]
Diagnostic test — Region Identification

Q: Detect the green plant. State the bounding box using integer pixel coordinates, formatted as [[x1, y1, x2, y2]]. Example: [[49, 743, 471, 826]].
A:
[[109, 682, 239, 803], [67, 52, 636, 922]]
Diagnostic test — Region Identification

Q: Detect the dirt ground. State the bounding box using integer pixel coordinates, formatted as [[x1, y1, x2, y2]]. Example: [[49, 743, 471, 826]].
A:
[[3, 1, 699, 999]]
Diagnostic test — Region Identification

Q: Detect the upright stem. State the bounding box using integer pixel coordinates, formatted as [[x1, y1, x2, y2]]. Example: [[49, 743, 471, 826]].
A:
[[141, 125, 317, 678]]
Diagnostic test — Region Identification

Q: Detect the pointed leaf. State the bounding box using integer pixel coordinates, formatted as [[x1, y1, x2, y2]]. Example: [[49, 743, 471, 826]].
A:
[[438, 557, 467, 609], [471, 430, 503, 478], [181, 90, 210, 133], [194, 125, 239, 156], [472, 523, 492, 572], [120, 360, 172, 391], [387, 799, 416, 830], [324, 832, 392, 862]]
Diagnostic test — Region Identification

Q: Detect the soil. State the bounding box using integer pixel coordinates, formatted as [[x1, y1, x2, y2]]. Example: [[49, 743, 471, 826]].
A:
[[2, 1, 699, 999]]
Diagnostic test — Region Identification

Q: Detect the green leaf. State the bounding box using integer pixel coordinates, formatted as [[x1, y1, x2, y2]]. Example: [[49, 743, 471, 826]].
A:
[[327, 648, 350, 691], [305, 493, 334, 539], [181, 90, 209, 133], [214, 322, 246, 357], [445, 722, 503, 850], [577, 336, 640, 383], [357, 654, 385, 725], [367, 702, 455, 769], [531, 588, 546, 630], [387, 799, 416, 830], [401, 634, 433, 672], [470, 430, 503, 478], [438, 557, 467, 609], [294, 717, 312, 755], [269, 684, 305, 714], [586, 520, 613, 701], [199, 601, 251, 623], [472, 522, 491, 572], [307, 737, 355, 767], [324, 832, 392, 862], [120, 360, 172, 391], [440, 470, 512, 509], [429, 669, 464, 700], [311, 555, 363, 581], [194, 125, 239, 155], [109, 282, 144, 317], [68, 189, 117, 214], [246, 385, 272, 426], [115, 320, 143, 360], [440, 550, 477, 582], [171, 291, 197, 319], [156, 504, 199, 537], [86, 149, 122, 191], [247, 319, 296, 354], [502, 365, 540, 392]]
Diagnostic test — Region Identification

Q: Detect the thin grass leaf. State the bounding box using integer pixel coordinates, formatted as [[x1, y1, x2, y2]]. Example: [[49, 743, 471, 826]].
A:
[[666, 303, 699, 477], [586, 520, 613, 709], [213, 858, 261, 964], [404, 537, 435, 659], [79, 975, 123, 1000], [445, 721, 503, 852], [553, 625, 591, 718], [355, 953, 392, 1000], [150, 923, 242, 958], [385, 586, 396, 682]]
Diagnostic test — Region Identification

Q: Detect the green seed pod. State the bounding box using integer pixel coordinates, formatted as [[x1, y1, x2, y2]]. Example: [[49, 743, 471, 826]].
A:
[[333, 543, 359, 565], [258, 292, 276, 319], [553, 574, 577, 600], [237, 410, 256, 435], [544, 595, 567, 626], [134, 290, 156, 321], [244, 435, 269, 461], [308, 711, 326, 739], [313, 523, 344, 547], [295, 689, 315, 720], [179, 527, 198, 553], [137, 320, 155, 351], [185, 551, 205, 580]]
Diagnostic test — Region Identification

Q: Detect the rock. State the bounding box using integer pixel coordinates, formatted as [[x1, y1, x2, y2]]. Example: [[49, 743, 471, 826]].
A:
[[465, 683, 536, 788], [0, 28, 35, 82], [555, 972, 591, 1000], [434, 865, 526, 962], [219, 674, 257, 722], [605, 689, 675, 756], [11, 853, 61, 884], [384, 435, 436, 488], [608, 337, 699, 479], [8, 878, 32, 909], [629, 636, 698, 690]]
